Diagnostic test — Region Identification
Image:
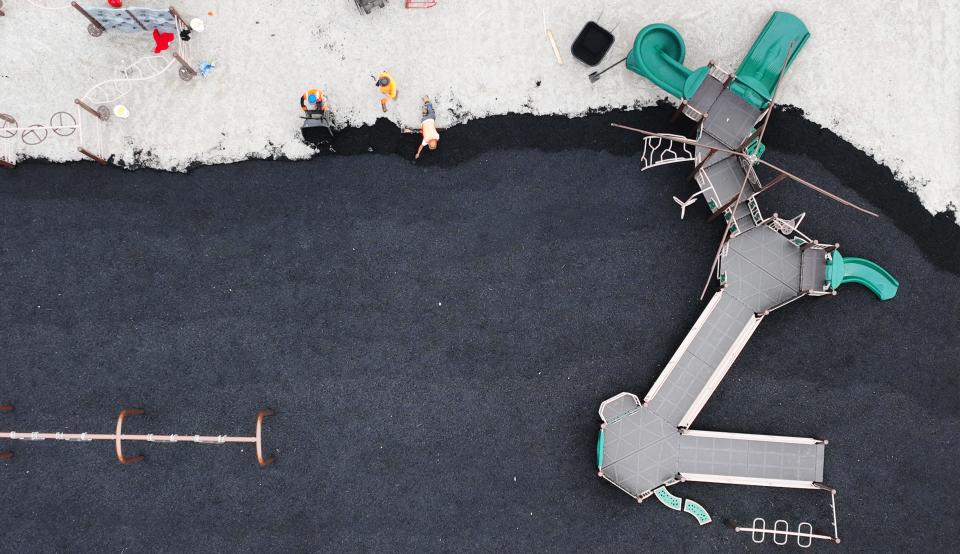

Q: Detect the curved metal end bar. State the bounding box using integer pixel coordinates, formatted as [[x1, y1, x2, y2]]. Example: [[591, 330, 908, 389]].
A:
[[1, 406, 12, 460], [255, 409, 274, 467], [115, 408, 145, 464]]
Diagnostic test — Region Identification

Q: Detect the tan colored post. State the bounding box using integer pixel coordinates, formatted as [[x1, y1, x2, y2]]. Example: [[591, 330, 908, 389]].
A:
[[115, 408, 145, 464], [255, 409, 274, 466]]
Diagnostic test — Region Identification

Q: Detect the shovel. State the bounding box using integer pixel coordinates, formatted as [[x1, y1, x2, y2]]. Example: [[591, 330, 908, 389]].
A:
[[588, 55, 628, 83]]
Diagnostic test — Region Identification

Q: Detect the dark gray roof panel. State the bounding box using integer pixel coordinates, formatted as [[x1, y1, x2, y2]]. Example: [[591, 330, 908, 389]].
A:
[[701, 90, 762, 148]]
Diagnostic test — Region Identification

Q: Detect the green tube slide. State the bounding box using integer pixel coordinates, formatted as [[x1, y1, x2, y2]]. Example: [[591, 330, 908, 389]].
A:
[[626, 24, 707, 100], [826, 250, 900, 301]]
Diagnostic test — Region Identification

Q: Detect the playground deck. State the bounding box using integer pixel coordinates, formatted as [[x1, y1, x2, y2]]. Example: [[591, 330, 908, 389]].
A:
[[598, 392, 826, 498]]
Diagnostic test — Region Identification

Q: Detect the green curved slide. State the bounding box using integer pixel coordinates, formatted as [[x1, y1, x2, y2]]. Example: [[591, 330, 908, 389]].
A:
[[826, 250, 899, 301], [626, 12, 808, 109], [729, 11, 809, 109], [626, 23, 707, 100]]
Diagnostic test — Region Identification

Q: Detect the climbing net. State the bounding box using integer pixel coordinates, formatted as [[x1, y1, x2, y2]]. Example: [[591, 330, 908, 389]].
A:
[[639, 134, 695, 171], [78, 4, 199, 107]]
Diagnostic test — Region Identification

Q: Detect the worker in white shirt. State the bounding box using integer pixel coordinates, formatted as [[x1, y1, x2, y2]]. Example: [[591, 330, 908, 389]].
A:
[[415, 96, 439, 159]]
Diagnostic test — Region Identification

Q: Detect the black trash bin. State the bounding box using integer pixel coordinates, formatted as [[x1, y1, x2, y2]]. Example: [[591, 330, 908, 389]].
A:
[[571, 22, 614, 66]]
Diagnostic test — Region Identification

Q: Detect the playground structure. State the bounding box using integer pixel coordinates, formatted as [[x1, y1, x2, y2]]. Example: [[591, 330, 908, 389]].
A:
[[0, 3, 199, 168], [596, 12, 898, 543], [735, 495, 840, 548], [0, 404, 275, 467]]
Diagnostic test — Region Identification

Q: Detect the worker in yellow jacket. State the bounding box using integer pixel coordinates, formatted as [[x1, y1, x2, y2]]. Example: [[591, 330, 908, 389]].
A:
[[375, 71, 397, 112]]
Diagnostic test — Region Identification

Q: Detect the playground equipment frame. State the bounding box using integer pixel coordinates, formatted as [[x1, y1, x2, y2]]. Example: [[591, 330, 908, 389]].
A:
[[1, 405, 275, 466], [0, 3, 199, 168], [734, 489, 841, 546]]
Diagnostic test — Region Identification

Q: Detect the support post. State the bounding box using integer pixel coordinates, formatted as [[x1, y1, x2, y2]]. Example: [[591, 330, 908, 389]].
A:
[[78, 147, 108, 166], [812, 482, 836, 493], [115, 408, 145, 464], [757, 172, 788, 195], [71, 2, 106, 34], [707, 195, 739, 222], [2, 404, 14, 460], [74, 99, 107, 121], [687, 148, 717, 181], [670, 100, 687, 124], [172, 53, 197, 77], [168, 6, 192, 30]]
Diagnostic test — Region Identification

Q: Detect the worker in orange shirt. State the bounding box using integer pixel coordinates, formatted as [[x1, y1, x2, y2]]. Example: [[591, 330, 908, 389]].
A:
[[375, 71, 397, 112], [300, 88, 327, 113], [405, 95, 439, 160]]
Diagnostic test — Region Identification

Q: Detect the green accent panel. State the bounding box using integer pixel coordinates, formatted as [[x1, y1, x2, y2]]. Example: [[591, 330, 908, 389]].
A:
[[596, 430, 604, 469], [683, 499, 712, 525], [653, 486, 682, 510], [745, 136, 765, 159], [729, 12, 810, 109]]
